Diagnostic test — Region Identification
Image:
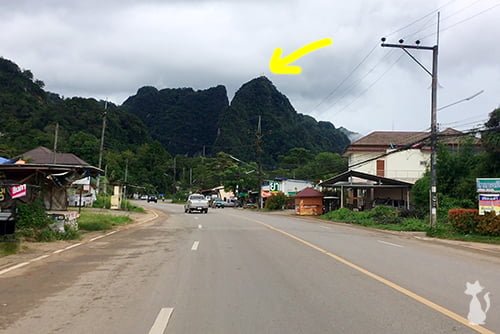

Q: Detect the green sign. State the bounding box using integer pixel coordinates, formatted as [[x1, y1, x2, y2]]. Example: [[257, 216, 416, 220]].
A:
[[269, 181, 280, 192], [476, 178, 500, 193]]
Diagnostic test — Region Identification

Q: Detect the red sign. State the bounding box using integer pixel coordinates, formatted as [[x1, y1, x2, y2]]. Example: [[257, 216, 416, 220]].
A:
[[10, 184, 27, 199]]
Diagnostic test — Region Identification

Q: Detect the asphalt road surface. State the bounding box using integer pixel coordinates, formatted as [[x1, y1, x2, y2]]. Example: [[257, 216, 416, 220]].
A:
[[1, 203, 499, 333]]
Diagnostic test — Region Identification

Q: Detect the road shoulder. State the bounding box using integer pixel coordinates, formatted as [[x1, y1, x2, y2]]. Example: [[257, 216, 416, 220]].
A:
[[0, 208, 161, 274]]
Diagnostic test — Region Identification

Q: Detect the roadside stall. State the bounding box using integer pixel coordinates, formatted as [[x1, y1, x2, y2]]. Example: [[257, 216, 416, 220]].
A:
[[295, 187, 324, 216]]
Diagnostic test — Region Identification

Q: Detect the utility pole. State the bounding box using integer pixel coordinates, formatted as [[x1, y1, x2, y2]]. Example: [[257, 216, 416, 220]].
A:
[[97, 100, 108, 194], [123, 158, 128, 206], [381, 13, 440, 228], [189, 167, 193, 190], [103, 164, 108, 195], [256, 115, 263, 209], [173, 156, 176, 188], [53, 122, 59, 164]]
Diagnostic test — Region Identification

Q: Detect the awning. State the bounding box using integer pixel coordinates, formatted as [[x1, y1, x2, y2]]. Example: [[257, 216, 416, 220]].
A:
[[319, 170, 412, 188]]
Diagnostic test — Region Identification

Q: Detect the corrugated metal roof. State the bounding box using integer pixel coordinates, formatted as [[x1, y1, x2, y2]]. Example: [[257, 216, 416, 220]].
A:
[[350, 131, 428, 147], [295, 187, 324, 198], [17, 147, 89, 166]]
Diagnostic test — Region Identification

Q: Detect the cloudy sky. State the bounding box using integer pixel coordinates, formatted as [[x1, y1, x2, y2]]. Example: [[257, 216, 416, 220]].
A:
[[1, 0, 499, 135]]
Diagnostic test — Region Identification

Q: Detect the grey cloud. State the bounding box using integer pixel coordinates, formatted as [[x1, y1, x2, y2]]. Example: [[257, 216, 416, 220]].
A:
[[0, 0, 498, 135]]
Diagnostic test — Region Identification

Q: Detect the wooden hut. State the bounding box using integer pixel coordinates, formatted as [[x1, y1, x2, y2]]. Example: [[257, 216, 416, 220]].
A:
[[295, 187, 324, 216]]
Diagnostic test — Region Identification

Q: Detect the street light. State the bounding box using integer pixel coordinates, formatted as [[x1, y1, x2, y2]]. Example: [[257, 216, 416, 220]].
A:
[[437, 90, 484, 111]]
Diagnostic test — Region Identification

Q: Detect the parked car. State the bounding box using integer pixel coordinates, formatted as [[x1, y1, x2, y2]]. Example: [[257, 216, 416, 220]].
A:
[[184, 193, 209, 214], [147, 195, 157, 203], [140, 195, 148, 200], [212, 199, 225, 208], [224, 199, 240, 207], [243, 202, 258, 209]]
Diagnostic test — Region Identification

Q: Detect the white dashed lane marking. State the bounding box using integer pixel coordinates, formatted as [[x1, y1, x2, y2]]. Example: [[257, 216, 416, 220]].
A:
[[148, 307, 174, 334], [377, 240, 404, 248]]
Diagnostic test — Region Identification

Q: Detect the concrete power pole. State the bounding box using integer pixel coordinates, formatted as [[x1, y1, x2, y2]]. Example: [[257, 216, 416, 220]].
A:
[[123, 158, 128, 205], [97, 101, 108, 194], [52, 122, 59, 164], [256, 115, 263, 209], [381, 13, 440, 228]]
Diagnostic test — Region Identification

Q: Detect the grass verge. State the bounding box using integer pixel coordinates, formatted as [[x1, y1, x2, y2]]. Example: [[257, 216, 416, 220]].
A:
[[78, 212, 132, 231], [121, 200, 145, 213], [321, 208, 500, 244], [0, 236, 20, 257], [427, 224, 500, 244]]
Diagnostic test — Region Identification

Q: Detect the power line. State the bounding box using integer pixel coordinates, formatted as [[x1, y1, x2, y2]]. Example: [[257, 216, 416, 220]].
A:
[[331, 53, 404, 117], [402, 0, 485, 39], [420, 1, 500, 40], [402, 12, 440, 40], [317, 49, 396, 115], [384, 0, 457, 37], [441, 117, 488, 127], [311, 43, 378, 113], [348, 125, 498, 170], [311, 2, 457, 119]]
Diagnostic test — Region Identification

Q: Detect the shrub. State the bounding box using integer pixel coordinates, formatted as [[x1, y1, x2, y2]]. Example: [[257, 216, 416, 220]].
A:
[[265, 193, 288, 210], [93, 195, 111, 209], [16, 199, 51, 230], [476, 212, 500, 236], [60, 226, 81, 240], [79, 220, 112, 231], [78, 213, 131, 231], [121, 199, 145, 213], [369, 206, 401, 224], [448, 208, 478, 234], [399, 208, 420, 218], [399, 218, 428, 231], [171, 191, 189, 204], [0, 236, 20, 256], [322, 208, 370, 224], [438, 195, 476, 222], [36, 228, 58, 242]]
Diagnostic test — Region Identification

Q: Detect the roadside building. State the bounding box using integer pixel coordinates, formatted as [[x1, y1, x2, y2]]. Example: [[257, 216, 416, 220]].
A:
[[0, 147, 102, 234], [261, 178, 314, 198], [295, 187, 324, 216], [319, 170, 412, 211], [345, 128, 478, 184]]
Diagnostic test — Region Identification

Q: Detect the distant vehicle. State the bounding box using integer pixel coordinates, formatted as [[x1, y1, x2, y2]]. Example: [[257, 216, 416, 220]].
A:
[[212, 199, 225, 208], [224, 199, 240, 207], [147, 195, 157, 203], [184, 194, 209, 214], [243, 202, 258, 209], [140, 195, 148, 200]]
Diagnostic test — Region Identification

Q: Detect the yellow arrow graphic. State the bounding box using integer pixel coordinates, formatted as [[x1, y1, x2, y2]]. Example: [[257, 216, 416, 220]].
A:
[[269, 38, 333, 75]]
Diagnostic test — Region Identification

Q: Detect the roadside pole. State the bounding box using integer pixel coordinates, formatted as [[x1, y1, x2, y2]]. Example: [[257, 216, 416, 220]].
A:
[[381, 13, 440, 227]]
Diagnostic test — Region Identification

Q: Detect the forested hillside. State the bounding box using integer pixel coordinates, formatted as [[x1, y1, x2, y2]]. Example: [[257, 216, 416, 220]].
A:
[[0, 57, 351, 192], [122, 85, 229, 156], [214, 77, 350, 166], [0, 57, 150, 164]]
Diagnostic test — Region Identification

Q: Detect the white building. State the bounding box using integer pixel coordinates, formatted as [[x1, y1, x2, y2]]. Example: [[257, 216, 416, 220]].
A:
[[345, 128, 470, 184], [262, 178, 314, 197]]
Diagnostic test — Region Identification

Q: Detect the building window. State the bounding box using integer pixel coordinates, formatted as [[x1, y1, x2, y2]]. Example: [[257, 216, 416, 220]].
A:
[[376, 160, 385, 177]]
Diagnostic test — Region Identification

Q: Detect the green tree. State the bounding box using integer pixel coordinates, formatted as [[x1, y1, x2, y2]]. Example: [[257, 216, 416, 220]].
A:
[[66, 131, 99, 165], [480, 108, 500, 176]]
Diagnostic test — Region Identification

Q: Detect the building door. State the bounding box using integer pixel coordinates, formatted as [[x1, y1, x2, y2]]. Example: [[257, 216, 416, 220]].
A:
[[376, 160, 385, 177]]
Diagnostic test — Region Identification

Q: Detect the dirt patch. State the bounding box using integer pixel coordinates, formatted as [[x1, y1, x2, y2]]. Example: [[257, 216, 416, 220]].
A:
[[0, 208, 159, 268]]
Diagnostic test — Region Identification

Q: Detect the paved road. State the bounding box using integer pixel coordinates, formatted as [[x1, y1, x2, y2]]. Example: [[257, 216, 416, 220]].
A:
[[1, 203, 499, 333]]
